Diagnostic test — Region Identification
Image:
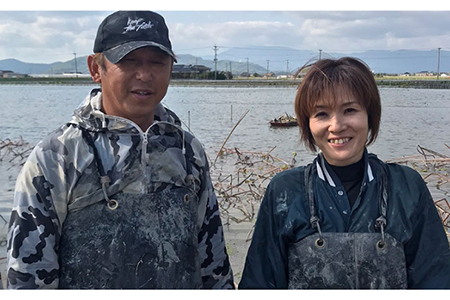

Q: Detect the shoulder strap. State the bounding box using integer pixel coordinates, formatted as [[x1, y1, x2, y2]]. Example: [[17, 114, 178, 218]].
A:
[[370, 156, 389, 245], [304, 163, 323, 239]]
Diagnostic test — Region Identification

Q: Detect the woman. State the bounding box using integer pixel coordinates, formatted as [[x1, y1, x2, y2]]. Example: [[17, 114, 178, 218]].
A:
[[238, 57, 450, 289]]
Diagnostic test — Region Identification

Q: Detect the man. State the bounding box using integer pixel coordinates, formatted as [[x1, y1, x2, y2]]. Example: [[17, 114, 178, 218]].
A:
[[6, 10, 234, 289]]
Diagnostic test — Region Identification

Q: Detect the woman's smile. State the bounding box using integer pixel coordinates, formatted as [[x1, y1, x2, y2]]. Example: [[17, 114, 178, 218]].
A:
[[309, 95, 369, 166], [328, 137, 352, 145]]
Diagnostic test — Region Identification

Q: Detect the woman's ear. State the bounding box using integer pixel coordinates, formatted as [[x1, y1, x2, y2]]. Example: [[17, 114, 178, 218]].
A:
[[87, 55, 102, 83]]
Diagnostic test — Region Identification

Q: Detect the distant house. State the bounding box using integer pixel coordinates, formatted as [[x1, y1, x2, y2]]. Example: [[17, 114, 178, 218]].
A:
[[62, 72, 83, 76], [0, 70, 13, 77], [295, 71, 308, 78], [0, 70, 27, 78], [264, 72, 276, 78], [415, 71, 433, 76], [276, 74, 294, 79], [172, 64, 211, 79]]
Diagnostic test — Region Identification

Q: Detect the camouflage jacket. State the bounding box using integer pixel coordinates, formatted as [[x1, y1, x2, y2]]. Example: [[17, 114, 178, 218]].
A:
[[7, 89, 234, 289]]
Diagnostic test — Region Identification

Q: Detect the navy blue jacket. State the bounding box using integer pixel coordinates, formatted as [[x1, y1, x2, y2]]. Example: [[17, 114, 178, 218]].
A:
[[239, 150, 450, 289]]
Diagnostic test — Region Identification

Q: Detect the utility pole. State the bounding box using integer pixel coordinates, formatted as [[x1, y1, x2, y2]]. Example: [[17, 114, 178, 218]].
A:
[[73, 52, 78, 78], [286, 60, 290, 76], [266, 60, 270, 77], [213, 45, 218, 80], [195, 58, 198, 79], [246, 57, 249, 77], [224, 62, 227, 80], [230, 61, 232, 78], [319, 49, 322, 60], [437, 47, 441, 80]]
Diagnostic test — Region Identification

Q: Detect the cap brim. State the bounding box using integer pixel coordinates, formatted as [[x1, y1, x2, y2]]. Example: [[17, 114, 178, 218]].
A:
[[103, 41, 177, 64]]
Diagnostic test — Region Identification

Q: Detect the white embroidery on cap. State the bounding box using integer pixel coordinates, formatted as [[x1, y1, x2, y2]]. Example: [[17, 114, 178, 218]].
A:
[[123, 18, 154, 34]]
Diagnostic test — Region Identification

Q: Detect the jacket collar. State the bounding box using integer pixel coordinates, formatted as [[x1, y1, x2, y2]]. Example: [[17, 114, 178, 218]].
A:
[[315, 148, 374, 187], [70, 88, 181, 133]]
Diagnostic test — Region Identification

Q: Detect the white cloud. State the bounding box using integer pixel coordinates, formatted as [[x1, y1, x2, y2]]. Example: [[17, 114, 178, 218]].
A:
[[0, 11, 109, 62], [0, 10, 449, 63], [171, 20, 298, 56]]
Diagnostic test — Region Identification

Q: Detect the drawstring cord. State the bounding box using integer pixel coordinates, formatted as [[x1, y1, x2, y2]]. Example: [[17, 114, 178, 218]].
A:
[[100, 175, 118, 210], [77, 125, 118, 210]]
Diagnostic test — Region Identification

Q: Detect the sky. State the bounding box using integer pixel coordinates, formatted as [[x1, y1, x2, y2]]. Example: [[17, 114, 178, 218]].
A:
[[1, 1, 450, 64]]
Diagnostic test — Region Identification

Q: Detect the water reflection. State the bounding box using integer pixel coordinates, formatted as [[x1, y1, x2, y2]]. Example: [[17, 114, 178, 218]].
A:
[[0, 85, 448, 163]]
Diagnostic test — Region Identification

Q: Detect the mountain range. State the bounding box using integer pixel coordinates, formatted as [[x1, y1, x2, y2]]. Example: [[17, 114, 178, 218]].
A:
[[0, 46, 448, 76]]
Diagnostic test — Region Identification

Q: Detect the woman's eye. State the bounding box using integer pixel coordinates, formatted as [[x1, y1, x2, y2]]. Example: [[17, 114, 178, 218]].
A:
[[313, 112, 327, 118]]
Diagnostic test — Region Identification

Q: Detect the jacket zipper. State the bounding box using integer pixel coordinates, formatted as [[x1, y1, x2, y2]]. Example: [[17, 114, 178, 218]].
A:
[[141, 133, 149, 194], [95, 115, 184, 195]]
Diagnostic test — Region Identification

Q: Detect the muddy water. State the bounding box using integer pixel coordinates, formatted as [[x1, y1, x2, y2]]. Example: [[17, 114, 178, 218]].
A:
[[1, 85, 449, 287]]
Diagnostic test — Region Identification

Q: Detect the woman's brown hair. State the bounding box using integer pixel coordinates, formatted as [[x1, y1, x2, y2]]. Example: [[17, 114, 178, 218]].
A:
[[294, 57, 381, 152]]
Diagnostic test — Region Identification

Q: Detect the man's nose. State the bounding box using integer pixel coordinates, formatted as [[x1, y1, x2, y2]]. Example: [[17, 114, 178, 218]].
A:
[[136, 64, 153, 81]]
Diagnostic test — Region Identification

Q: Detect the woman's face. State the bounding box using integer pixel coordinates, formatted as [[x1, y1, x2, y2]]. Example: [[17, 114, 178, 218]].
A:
[[309, 93, 369, 166]]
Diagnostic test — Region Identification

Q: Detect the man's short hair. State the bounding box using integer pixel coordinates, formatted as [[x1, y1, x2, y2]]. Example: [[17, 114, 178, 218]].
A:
[[93, 53, 106, 71]]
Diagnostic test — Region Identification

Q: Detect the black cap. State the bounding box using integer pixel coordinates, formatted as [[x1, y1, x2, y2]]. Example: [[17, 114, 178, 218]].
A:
[[94, 11, 177, 63]]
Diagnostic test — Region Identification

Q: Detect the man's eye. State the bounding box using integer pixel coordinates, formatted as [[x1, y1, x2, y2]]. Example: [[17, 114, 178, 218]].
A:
[[121, 59, 136, 64]]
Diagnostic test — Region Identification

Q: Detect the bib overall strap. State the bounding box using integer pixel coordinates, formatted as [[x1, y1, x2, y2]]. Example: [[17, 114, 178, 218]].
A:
[[375, 163, 389, 249], [305, 164, 324, 247]]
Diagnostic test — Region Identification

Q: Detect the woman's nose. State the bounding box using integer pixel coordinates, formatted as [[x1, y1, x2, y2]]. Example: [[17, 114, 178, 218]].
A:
[[329, 115, 346, 132]]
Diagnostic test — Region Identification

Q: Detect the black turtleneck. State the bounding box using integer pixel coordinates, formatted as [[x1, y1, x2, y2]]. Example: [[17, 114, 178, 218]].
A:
[[329, 158, 365, 208]]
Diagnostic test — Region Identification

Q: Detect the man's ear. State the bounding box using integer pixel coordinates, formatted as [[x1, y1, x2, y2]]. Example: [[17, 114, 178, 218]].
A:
[[87, 55, 102, 83]]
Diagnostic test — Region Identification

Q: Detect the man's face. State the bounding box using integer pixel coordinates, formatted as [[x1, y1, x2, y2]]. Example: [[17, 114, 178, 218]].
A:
[[94, 47, 173, 130]]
